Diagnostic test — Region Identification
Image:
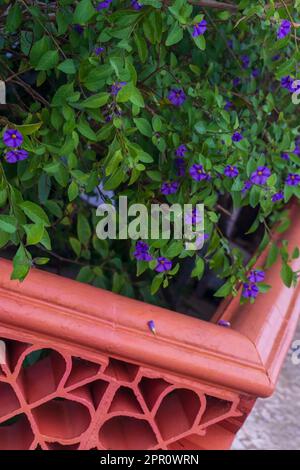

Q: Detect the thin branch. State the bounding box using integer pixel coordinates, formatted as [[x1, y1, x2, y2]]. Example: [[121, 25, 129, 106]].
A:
[[188, 1, 238, 11]]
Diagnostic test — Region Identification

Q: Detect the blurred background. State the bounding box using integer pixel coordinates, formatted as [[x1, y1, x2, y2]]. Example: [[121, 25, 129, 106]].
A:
[[233, 321, 300, 450]]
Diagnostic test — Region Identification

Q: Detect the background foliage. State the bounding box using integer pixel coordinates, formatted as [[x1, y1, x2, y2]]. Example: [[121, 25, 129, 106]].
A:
[[1, 0, 300, 306]]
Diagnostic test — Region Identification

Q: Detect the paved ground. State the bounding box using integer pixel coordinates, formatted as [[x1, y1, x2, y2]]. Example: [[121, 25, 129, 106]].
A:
[[232, 321, 300, 450]]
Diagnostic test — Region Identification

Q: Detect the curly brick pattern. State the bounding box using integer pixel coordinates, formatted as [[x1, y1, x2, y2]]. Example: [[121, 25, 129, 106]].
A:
[[0, 337, 246, 450]]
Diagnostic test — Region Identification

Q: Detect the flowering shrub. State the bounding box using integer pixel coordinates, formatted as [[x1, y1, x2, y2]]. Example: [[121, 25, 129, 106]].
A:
[[1, 0, 300, 305]]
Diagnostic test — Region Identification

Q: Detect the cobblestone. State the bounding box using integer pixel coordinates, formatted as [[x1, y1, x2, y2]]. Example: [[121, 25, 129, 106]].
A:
[[232, 321, 300, 450]]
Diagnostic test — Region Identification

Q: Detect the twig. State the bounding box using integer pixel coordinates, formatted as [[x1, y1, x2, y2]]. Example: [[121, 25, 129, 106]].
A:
[[37, 245, 87, 266], [217, 204, 232, 217], [188, 1, 238, 11]]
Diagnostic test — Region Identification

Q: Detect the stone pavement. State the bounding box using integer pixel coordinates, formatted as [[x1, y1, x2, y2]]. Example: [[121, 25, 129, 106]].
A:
[[232, 321, 300, 450]]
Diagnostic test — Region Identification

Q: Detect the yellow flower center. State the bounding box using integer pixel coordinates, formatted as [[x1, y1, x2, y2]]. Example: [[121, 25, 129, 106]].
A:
[[12, 134, 16, 139], [258, 171, 262, 175]]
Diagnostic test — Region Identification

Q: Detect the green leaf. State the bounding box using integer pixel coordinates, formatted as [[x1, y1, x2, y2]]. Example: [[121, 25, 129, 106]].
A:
[[133, 118, 152, 137], [81, 93, 109, 108], [76, 266, 94, 283], [36, 50, 59, 71], [191, 257, 205, 279], [19, 202, 50, 226], [73, 0, 95, 24], [30, 36, 51, 66], [193, 34, 206, 51], [77, 213, 91, 245], [34, 257, 50, 265], [11, 245, 31, 281], [0, 215, 18, 234], [143, 11, 162, 44], [281, 262, 293, 288], [151, 273, 164, 295], [68, 181, 79, 202], [214, 280, 233, 297], [69, 237, 81, 257], [56, 10, 70, 35], [292, 246, 300, 259], [134, 33, 148, 63], [21, 30, 33, 55], [15, 122, 42, 135], [77, 117, 98, 141], [24, 223, 45, 245], [40, 230, 52, 250], [265, 242, 279, 269], [166, 22, 183, 46], [0, 231, 11, 248], [6, 3, 22, 33], [116, 82, 133, 103], [130, 87, 144, 107], [104, 167, 125, 190], [57, 59, 76, 74], [165, 241, 182, 258], [146, 170, 162, 181]]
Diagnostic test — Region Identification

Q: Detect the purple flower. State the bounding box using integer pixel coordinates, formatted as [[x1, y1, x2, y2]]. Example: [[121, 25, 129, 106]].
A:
[[192, 19, 207, 37], [227, 39, 233, 49], [242, 180, 252, 193], [155, 257, 172, 272], [224, 100, 233, 111], [250, 166, 271, 185], [293, 137, 300, 157], [277, 19, 291, 40], [242, 283, 259, 299], [218, 319, 231, 328], [131, 0, 143, 9], [73, 24, 84, 34], [134, 241, 152, 261], [224, 165, 239, 178], [232, 131, 243, 142], [94, 46, 104, 55], [96, 0, 112, 10], [281, 75, 294, 91], [147, 320, 156, 334], [295, 149, 300, 157], [248, 269, 265, 283], [160, 181, 179, 195], [252, 68, 260, 78], [134, 251, 152, 262], [176, 144, 187, 157], [168, 88, 186, 106], [175, 157, 185, 176], [241, 55, 250, 69], [285, 173, 300, 186], [3, 129, 23, 148], [272, 191, 284, 202], [189, 164, 210, 181], [272, 54, 281, 61], [233, 77, 241, 87], [111, 81, 127, 96], [5, 149, 29, 163], [281, 152, 290, 161]]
